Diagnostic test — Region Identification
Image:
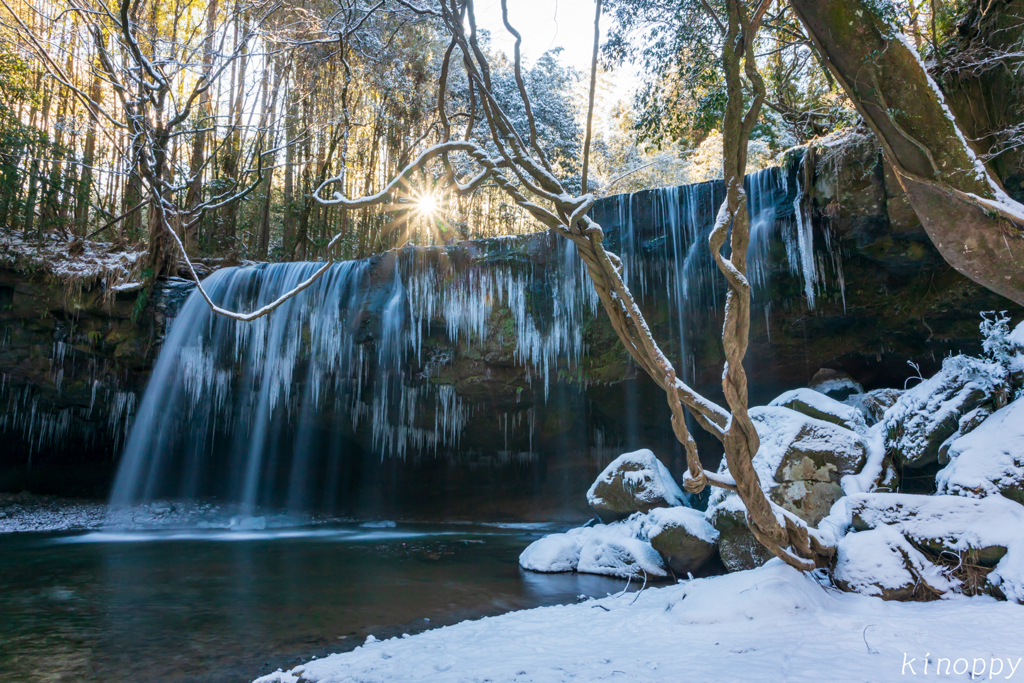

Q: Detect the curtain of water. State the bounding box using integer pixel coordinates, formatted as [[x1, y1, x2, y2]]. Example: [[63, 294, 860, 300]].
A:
[[110, 163, 830, 512]]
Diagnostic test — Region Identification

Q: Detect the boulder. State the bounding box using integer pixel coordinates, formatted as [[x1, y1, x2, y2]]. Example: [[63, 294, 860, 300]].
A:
[[937, 398, 1024, 506], [577, 532, 667, 579], [937, 405, 993, 464], [769, 388, 867, 434], [702, 405, 873, 566], [706, 499, 774, 573], [586, 449, 686, 523], [644, 507, 719, 575], [769, 480, 844, 527], [751, 406, 869, 487], [844, 388, 903, 425], [884, 355, 1006, 468], [808, 368, 863, 401], [519, 516, 667, 578], [517, 531, 586, 573], [847, 493, 1014, 568], [870, 456, 900, 493], [834, 525, 958, 600]]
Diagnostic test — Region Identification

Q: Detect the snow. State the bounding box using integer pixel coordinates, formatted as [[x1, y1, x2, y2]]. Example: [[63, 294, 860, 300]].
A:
[[644, 506, 719, 545], [835, 524, 960, 597], [811, 377, 864, 398], [253, 560, 1024, 683], [746, 406, 867, 486], [0, 232, 145, 291], [844, 493, 1024, 552], [883, 354, 1006, 465], [838, 493, 1024, 602], [586, 449, 686, 510], [1010, 320, 1024, 348], [518, 530, 586, 573], [840, 422, 888, 496], [577, 532, 666, 578], [519, 515, 667, 578], [769, 387, 868, 434], [937, 398, 1024, 500]]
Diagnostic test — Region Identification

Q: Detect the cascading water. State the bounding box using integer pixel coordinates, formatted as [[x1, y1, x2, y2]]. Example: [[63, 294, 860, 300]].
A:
[[110, 236, 599, 514], [110, 157, 838, 517], [595, 163, 827, 384]]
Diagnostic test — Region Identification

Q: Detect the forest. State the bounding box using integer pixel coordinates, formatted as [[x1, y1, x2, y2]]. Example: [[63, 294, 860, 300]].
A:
[[1, 0, 1024, 681]]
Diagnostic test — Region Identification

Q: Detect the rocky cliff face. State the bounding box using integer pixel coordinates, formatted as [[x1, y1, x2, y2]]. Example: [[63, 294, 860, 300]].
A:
[[0, 271, 192, 496]]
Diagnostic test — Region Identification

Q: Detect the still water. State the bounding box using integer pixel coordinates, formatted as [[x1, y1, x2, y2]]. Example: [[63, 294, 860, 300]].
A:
[[0, 523, 637, 683]]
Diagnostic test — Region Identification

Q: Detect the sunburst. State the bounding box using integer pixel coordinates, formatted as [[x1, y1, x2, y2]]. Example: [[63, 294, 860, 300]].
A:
[[381, 175, 453, 247]]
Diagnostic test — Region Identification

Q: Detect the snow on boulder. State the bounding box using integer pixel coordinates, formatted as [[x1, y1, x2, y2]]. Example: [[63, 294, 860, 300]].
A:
[[937, 398, 1024, 504], [848, 492, 1017, 563], [843, 387, 903, 425], [518, 527, 591, 573], [834, 525, 959, 601], [751, 407, 868, 486], [769, 388, 867, 434], [702, 405, 874, 572], [520, 515, 667, 579], [750, 406, 869, 525], [644, 507, 719, 575], [578, 529, 667, 579], [841, 492, 1024, 601], [808, 368, 864, 400], [706, 496, 774, 573], [884, 354, 1006, 468], [587, 449, 686, 523]]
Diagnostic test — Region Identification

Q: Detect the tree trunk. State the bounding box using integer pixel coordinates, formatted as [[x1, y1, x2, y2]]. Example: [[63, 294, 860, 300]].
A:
[[283, 88, 298, 259], [184, 0, 220, 238], [256, 56, 283, 259], [790, 0, 1024, 305], [75, 67, 102, 236]]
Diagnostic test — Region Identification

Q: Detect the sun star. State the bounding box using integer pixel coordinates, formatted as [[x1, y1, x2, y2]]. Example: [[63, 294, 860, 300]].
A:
[[417, 193, 440, 217]]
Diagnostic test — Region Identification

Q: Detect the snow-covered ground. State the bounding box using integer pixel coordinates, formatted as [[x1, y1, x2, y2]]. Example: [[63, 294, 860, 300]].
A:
[[254, 561, 1024, 683]]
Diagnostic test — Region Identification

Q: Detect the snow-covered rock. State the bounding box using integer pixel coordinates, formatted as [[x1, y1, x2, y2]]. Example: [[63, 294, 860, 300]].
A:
[[835, 525, 959, 601], [769, 388, 867, 434], [706, 497, 774, 573], [751, 406, 869, 525], [577, 531, 667, 578], [518, 529, 585, 573], [751, 407, 869, 487], [840, 492, 1024, 601], [937, 398, 1024, 504], [808, 368, 863, 400], [703, 405, 875, 571], [586, 449, 686, 523], [519, 515, 666, 578], [644, 507, 719, 575], [843, 387, 902, 425], [884, 354, 1008, 468]]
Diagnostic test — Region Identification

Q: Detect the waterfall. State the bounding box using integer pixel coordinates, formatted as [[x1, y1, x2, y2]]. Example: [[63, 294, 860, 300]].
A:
[[110, 161, 830, 515], [110, 236, 599, 511], [595, 164, 821, 383]]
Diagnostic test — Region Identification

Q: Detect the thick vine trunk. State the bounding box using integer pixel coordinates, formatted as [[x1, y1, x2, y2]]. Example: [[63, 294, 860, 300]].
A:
[[790, 0, 1024, 306]]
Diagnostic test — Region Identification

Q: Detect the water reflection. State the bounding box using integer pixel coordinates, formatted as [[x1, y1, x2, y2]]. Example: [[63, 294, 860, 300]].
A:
[[0, 524, 645, 683]]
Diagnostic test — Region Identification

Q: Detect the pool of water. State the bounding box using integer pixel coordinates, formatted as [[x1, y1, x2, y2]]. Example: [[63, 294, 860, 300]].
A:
[[0, 522, 639, 683]]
